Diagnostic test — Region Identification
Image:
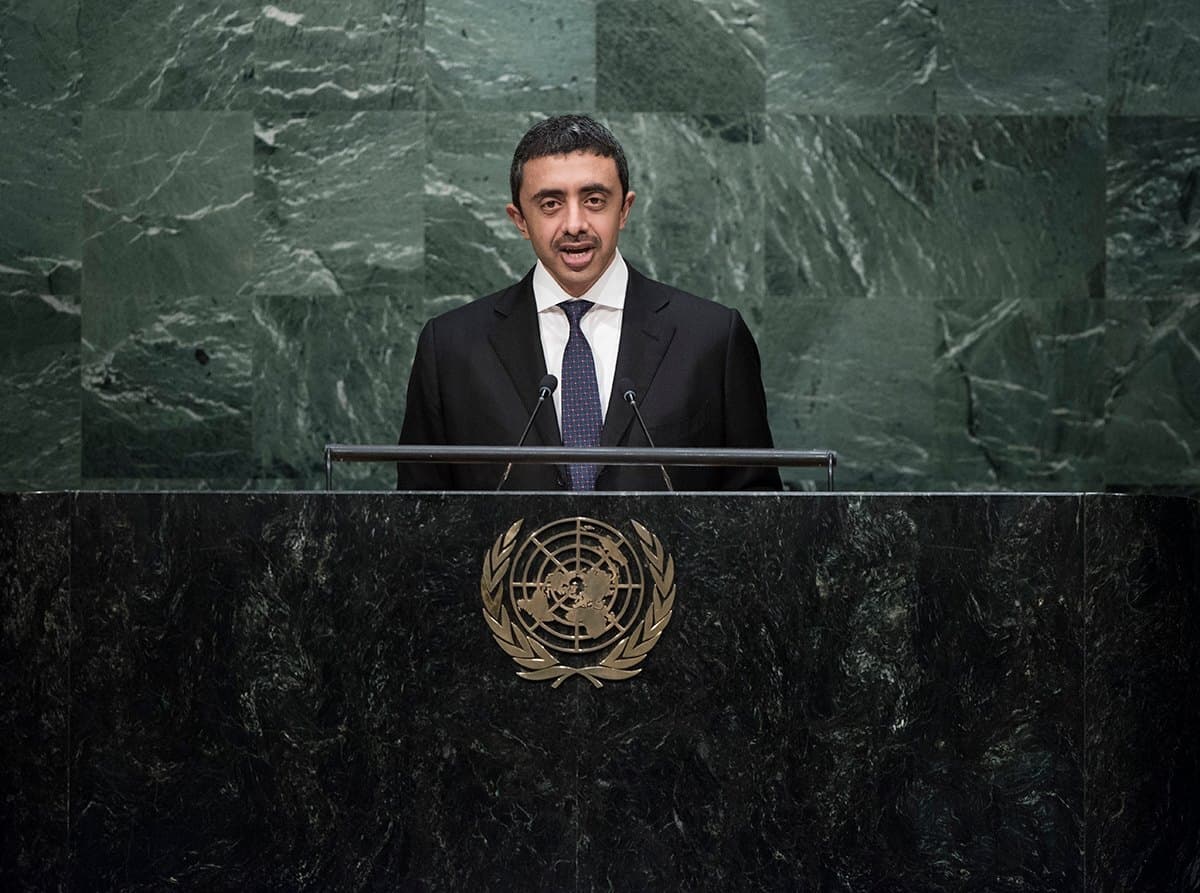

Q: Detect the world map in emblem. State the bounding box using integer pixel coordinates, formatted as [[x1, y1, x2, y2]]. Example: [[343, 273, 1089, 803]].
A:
[[507, 517, 645, 654]]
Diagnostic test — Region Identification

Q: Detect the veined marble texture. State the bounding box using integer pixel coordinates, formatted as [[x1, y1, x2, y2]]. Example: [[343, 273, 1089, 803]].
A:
[[81, 292, 252, 478], [0, 296, 80, 489], [935, 299, 1109, 490], [0, 1, 1198, 492], [252, 292, 426, 488], [1107, 116, 1200, 299], [763, 296, 936, 491], [765, 115, 937, 300], [253, 0, 425, 109], [254, 111, 424, 297], [1103, 299, 1200, 488], [426, 0, 595, 110], [765, 0, 936, 114], [939, 0, 1105, 114], [78, 475, 258, 491], [28, 491, 1191, 887], [611, 114, 766, 308], [764, 114, 1107, 302], [424, 110, 544, 302], [935, 116, 1106, 301], [936, 296, 1200, 491], [0, 111, 82, 299], [596, 0, 765, 113], [1086, 495, 1200, 890], [80, 0, 253, 109], [0, 491, 1192, 886], [0, 493, 69, 891], [1109, 0, 1200, 115], [0, 0, 80, 110], [82, 110, 254, 298]]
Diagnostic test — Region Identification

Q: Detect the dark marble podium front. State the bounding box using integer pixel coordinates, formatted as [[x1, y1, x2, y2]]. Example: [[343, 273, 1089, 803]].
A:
[[2, 492, 1198, 891]]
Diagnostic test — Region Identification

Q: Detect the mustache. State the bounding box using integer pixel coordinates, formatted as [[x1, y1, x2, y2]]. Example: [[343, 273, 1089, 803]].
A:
[[554, 236, 599, 250]]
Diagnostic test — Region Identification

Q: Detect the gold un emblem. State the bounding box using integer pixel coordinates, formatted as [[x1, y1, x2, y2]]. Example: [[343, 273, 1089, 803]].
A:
[[480, 517, 676, 687]]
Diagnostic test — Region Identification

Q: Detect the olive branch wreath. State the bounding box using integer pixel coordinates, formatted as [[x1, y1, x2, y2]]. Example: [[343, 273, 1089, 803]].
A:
[[480, 518, 676, 688]]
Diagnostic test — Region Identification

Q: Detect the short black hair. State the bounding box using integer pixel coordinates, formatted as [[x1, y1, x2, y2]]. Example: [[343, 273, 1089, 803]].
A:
[[509, 115, 630, 208]]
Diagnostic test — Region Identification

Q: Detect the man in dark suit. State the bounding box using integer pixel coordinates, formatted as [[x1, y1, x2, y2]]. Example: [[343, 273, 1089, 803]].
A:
[[398, 115, 780, 491]]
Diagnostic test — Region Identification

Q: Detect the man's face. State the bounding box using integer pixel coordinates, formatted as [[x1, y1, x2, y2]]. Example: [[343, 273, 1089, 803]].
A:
[[506, 151, 636, 297]]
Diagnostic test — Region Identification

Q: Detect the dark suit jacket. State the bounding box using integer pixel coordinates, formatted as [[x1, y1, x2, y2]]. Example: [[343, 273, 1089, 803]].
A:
[[397, 265, 782, 491]]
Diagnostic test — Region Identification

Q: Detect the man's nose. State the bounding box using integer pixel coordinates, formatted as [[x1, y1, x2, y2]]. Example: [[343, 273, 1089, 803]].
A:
[[564, 199, 590, 234]]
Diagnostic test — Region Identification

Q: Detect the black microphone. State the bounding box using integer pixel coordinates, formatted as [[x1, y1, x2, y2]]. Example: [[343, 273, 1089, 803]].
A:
[[497, 374, 558, 491], [619, 377, 674, 492]]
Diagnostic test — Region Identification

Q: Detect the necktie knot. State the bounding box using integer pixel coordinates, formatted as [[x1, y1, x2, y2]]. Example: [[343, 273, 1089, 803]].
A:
[[561, 299, 593, 327]]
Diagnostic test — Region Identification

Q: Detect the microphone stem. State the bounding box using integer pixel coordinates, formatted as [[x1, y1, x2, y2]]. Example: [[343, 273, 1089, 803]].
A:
[[626, 394, 675, 492], [497, 388, 551, 491]]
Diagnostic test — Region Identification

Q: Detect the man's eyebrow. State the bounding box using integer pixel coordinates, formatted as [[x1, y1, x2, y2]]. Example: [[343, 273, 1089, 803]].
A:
[[529, 184, 613, 203]]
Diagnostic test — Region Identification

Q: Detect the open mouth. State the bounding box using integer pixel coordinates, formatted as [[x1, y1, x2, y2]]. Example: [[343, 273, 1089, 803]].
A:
[[558, 243, 597, 270]]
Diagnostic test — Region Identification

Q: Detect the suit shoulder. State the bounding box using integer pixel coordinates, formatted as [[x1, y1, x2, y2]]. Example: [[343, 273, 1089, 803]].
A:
[[630, 267, 743, 325]]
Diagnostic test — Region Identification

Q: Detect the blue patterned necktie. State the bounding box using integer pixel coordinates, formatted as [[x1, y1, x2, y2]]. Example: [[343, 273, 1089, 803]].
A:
[[559, 300, 603, 490]]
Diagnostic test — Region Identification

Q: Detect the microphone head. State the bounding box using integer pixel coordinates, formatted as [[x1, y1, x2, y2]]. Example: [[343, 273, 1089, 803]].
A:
[[618, 376, 637, 403], [539, 373, 558, 396]]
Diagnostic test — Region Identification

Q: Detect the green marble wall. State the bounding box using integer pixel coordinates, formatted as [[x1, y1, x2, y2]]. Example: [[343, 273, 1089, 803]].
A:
[[1, 0, 1197, 492]]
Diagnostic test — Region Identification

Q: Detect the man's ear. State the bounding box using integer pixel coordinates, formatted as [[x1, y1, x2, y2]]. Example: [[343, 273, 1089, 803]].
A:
[[618, 190, 636, 229], [506, 203, 531, 240]]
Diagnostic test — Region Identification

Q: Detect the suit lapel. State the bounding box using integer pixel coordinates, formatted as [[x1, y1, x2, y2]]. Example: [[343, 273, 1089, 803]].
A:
[[488, 272, 562, 447], [601, 267, 676, 447]]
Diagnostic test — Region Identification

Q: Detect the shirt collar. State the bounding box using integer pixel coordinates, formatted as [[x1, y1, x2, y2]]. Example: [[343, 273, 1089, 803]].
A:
[[533, 249, 628, 313]]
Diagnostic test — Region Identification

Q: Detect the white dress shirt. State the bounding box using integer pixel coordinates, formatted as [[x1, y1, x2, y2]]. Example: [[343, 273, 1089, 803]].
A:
[[533, 250, 627, 429]]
